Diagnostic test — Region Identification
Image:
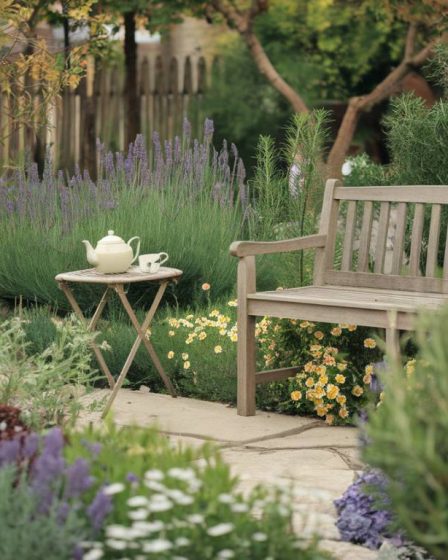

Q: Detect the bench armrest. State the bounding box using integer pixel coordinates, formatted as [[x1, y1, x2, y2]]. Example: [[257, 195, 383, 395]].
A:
[[229, 234, 327, 258]]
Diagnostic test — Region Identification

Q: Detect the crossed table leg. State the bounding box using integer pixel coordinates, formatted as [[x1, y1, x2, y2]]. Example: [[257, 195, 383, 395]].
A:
[[58, 280, 177, 417]]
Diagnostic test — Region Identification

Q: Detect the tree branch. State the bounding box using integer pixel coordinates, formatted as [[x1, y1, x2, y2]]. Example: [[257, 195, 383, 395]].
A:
[[326, 29, 445, 178], [210, 0, 309, 113]]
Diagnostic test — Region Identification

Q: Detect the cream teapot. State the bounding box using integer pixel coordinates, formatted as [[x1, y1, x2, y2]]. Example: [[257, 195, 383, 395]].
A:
[[82, 230, 140, 274]]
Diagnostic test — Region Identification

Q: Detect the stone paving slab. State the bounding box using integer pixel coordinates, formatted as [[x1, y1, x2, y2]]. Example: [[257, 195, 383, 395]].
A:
[[245, 425, 359, 450], [80, 389, 377, 560], [83, 389, 320, 443]]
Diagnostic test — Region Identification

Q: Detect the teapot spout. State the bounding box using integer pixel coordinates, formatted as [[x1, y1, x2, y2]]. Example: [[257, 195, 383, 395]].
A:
[[82, 240, 98, 266]]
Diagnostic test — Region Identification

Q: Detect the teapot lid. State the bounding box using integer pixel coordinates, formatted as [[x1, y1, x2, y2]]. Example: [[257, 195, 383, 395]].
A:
[[97, 230, 126, 245]]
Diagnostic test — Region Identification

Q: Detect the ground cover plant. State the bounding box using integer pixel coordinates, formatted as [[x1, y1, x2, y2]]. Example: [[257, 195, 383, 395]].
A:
[[0, 410, 332, 560]]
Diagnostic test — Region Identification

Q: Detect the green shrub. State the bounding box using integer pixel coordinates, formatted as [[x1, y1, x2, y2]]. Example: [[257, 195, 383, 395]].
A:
[[364, 306, 448, 559], [256, 318, 382, 424], [0, 316, 102, 428], [66, 423, 332, 560]]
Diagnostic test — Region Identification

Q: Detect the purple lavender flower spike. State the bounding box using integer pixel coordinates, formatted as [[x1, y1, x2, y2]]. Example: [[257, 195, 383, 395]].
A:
[[57, 501, 70, 524], [182, 117, 192, 143], [87, 489, 113, 531], [65, 458, 94, 499], [174, 136, 181, 163], [0, 438, 21, 466], [23, 432, 39, 459], [126, 472, 139, 484], [81, 440, 102, 458]]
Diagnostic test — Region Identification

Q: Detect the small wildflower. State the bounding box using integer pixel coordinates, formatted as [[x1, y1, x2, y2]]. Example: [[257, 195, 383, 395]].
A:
[[364, 338, 376, 349], [352, 385, 364, 397], [339, 407, 349, 419], [182, 353, 189, 361], [314, 331, 324, 340], [227, 300, 237, 307], [202, 283, 211, 291], [291, 391, 302, 401], [168, 330, 175, 337], [335, 374, 346, 384], [183, 361, 190, 369], [198, 331, 207, 341], [167, 351, 174, 359], [326, 384, 340, 399], [331, 327, 342, 337], [214, 345, 223, 354], [305, 377, 314, 388]]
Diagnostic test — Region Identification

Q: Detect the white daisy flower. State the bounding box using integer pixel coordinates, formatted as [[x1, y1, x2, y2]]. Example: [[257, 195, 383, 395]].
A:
[[207, 523, 234, 537], [141, 539, 173, 553], [103, 483, 125, 496]]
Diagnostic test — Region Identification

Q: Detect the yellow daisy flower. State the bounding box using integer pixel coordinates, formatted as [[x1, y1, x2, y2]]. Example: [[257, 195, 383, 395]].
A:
[[363, 338, 376, 349], [314, 331, 324, 340], [201, 283, 210, 291], [305, 377, 315, 388], [339, 407, 349, 419], [291, 390, 302, 401], [336, 394, 347, 405], [182, 353, 189, 361], [214, 345, 223, 354], [168, 330, 175, 337], [335, 374, 346, 384], [352, 385, 364, 397], [183, 361, 190, 369], [330, 327, 342, 337], [167, 351, 174, 359], [326, 384, 340, 400]]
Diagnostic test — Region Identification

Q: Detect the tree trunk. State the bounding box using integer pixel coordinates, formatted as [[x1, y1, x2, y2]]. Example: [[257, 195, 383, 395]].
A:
[[124, 11, 140, 148], [242, 30, 309, 114]]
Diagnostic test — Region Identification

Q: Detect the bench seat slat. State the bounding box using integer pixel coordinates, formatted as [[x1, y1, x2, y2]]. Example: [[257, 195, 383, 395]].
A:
[[248, 285, 447, 313]]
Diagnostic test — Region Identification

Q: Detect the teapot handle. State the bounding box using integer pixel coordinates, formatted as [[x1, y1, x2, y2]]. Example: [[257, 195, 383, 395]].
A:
[[127, 236, 141, 264]]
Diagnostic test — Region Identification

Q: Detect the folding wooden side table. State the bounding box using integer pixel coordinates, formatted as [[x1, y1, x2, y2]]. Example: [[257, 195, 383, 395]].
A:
[[55, 266, 182, 417]]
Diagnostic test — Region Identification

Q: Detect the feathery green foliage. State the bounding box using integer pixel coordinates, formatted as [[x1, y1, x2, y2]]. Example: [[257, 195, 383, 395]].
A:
[[364, 306, 448, 560]]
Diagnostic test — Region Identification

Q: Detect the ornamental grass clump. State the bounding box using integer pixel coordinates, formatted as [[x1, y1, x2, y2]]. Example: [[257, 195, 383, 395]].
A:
[[364, 306, 448, 560]]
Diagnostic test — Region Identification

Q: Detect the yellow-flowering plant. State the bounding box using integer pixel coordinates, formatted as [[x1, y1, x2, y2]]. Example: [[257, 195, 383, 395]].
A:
[[257, 318, 382, 424]]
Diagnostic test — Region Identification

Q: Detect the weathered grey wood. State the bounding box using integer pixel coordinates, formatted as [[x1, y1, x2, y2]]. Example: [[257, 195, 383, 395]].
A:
[[230, 181, 448, 416], [58, 282, 115, 389], [358, 201, 373, 272], [229, 234, 326, 258], [314, 178, 340, 284], [255, 367, 300, 384], [374, 202, 391, 273], [247, 298, 415, 331], [444, 225, 448, 281], [237, 256, 257, 416], [409, 203, 425, 276], [335, 186, 448, 204], [391, 203, 407, 275], [426, 204, 441, 277], [341, 201, 357, 271], [326, 270, 446, 293]]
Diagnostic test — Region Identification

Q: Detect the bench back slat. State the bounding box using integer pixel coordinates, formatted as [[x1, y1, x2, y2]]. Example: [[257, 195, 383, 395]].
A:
[[426, 204, 441, 277], [321, 181, 448, 293], [409, 203, 424, 275], [358, 201, 373, 272], [374, 202, 390, 273], [341, 200, 356, 271], [391, 202, 407, 275]]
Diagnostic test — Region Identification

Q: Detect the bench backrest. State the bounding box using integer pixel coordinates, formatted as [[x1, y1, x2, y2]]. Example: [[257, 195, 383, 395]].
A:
[[314, 179, 448, 293]]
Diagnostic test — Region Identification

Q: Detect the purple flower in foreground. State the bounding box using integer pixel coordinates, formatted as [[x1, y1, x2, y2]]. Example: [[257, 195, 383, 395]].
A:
[[335, 470, 404, 549], [87, 489, 113, 531], [0, 439, 21, 466], [126, 472, 139, 484], [65, 458, 94, 499]]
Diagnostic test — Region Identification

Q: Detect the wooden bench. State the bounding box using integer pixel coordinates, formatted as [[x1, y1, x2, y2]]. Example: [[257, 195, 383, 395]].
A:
[[230, 179, 448, 416]]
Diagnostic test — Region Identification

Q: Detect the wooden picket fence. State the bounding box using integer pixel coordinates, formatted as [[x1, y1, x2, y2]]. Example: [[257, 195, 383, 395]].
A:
[[0, 54, 212, 172]]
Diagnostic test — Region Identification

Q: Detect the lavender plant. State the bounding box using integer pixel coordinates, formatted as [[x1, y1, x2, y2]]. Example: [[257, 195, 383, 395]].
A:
[[0, 119, 259, 309]]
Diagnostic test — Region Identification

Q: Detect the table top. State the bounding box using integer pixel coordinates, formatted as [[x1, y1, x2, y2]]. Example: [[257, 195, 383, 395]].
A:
[[55, 266, 183, 285]]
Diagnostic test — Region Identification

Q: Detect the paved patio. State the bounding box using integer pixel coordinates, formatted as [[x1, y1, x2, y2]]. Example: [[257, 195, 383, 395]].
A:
[[81, 388, 377, 560]]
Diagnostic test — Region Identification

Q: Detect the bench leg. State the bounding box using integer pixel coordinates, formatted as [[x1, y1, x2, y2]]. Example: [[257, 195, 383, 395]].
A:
[[237, 314, 256, 416], [386, 328, 400, 364], [237, 256, 256, 416]]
